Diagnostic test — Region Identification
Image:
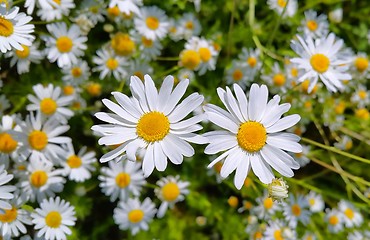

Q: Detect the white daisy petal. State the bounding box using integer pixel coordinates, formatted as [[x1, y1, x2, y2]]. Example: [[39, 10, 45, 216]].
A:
[[266, 114, 301, 133]]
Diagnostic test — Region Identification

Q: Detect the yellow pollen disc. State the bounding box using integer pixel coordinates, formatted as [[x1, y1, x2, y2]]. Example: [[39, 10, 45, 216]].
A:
[[17, 165, 26, 171], [30, 170, 48, 188], [247, 57, 257, 68], [40, 98, 57, 115], [111, 33, 135, 56], [63, 85, 74, 95], [244, 201, 252, 209], [115, 172, 131, 188], [293, 128, 302, 136], [244, 177, 252, 187], [228, 196, 239, 208], [0, 18, 14, 37], [273, 230, 283, 240], [237, 121, 267, 153], [345, 140, 353, 150], [355, 108, 369, 120], [162, 182, 180, 202], [86, 83, 101, 97], [354, 57, 368, 73], [291, 68, 298, 77], [358, 90, 367, 100], [329, 215, 339, 225], [199, 47, 211, 62], [334, 101, 345, 114], [232, 69, 243, 81], [185, 21, 193, 29], [0, 132, 18, 153], [67, 155, 82, 168], [137, 112, 170, 142], [28, 130, 48, 151], [306, 20, 318, 31], [0, 207, 17, 223], [295, 152, 303, 158], [301, 79, 318, 94], [291, 204, 301, 216], [344, 208, 354, 219], [128, 209, 144, 223], [263, 197, 273, 209], [56, 36, 73, 53], [72, 101, 81, 110], [254, 231, 263, 239], [146, 16, 159, 30], [141, 36, 153, 47], [304, 101, 312, 109], [133, 71, 144, 81], [106, 58, 119, 70], [107, 6, 120, 17], [15, 45, 30, 59], [180, 49, 201, 70], [71, 67, 82, 78], [309, 199, 315, 206], [169, 26, 177, 33], [277, 0, 286, 7], [45, 211, 62, 228], [214, 162, 223, 173], [310, 53, 330, 73], [273, 73, 286, 86], [90, 6, 99, 14]]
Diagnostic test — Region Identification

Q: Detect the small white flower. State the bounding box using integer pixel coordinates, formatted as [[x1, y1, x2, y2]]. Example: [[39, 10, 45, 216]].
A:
[[177, 13, 201, 40], [298, 10, 329, 38], [282, 194, 311, 228], [5, 41, 43, 74], [36, 0, 75, 21], [264, 220, 297, 240], [109, 0, 142, 16], [261, 62, 288, 93], [325, 208, 344, 233], [61, 60, 91, 85], [134, 6, 169, 40], [251, 191, 281, 220], [305, 191, 324, 213], [267, 0, 297, 18], [338, 200, 363, 228], [92, 48, 128, 80]]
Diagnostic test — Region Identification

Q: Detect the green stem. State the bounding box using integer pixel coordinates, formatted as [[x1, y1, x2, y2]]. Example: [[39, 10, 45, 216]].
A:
[[159, 65, 180, 78], [339, 126, 370, 146], [226, 0, 236, 61], [248, 0, 255, 27], [266, 0, 289, 47], [156, 57, 179, 61], [10, 97, 27, 115]]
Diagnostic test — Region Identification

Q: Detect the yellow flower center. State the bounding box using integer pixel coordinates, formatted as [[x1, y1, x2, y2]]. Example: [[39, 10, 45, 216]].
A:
[[263, 197, 273, 209], [28, 130, 48, 151], [107, 6, 120, 17], [306, 20, 318, 31], [136, 112, 170, 142], [128, 209, 144, 223], [277, 0, 286, 7], [301, 79, 318, 94], [344, 208, 354, 220], [146, 16, 159, 30], [329, 215, 339, 225], [295, 152, 303, 158], [304, 101, 312, 109], [53, 0, 60, 5], [185, 21, 193, 29], [40, 98, 57, 115], [56, 36, 73, 53], [133, 71, 144, 81], [309, 198, 315, 206], [273, 73, 286, 86], [162, 182, 180, 202], [67, 155, 82, 168], [244, 177, 252, 187], [106, 58, 119, 70], [345, 140, 353, 150], [228, 196, 239, 208], [111, 33, 135, 56], [232, 69, 243, 81], [63, 85, 75, 95], [0, 132, 18, 153], [86, 83, 101, 97], [247, 57, 257, 68], [30, 170, 48, 188], [310, 54, 330, 73], [141, 36, 153, 47], [334, 101, 345, 114], [237, 121, 266, 153], [71, 67, 82, 78], [45, 211, 62, 228], [290, 67, 298, 77], [15, 45, 30, 59], [244, 201, 252, 209], [115, 172, 131, 188], [354, 57, 369, 73], [90, 6, 99, 14], [273, 230, 283, 240], [214, 162, 223, 173], [72, 101, 81, 110], [291, 204, 301, 216], [0, 18, 14, 37], [180, 49, 201, 70], [358, 90, 367, 100], [199, 47, 211, 62], [169, 26, 177, 33], [355, 108, 369, 120], [254, 231, 263, 239], [0, 207, 17, 223]]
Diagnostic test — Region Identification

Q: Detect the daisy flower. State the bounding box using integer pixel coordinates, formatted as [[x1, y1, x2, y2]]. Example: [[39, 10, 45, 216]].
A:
[[290, 33, 352, 93], [238, 48, 261, 81], [43, 22, 87, 68], [134, 33, 163, 61], [61, 143, 96, 182], [6, 42, 43, 74], [19, 156, 65, 203], [329, 7, 343, 23], [267, 0, 297, 18], [168, 18, 183, 42], [264, 220, 296, 240], [27, 83, 74, 124], [203, 83, 301, 189], [177, 13, 201, 40], [177, 69, 195, 83], [350, 53, 369, 78], [110, 32, 136, 57], [351, 84, 370, 108], [261, 62, 288, 93], [36, 0, 75, 21], [325, 208, 344, 233], [134, 6, 169, 40], [298, 10, 329, 38], [347, 230, 370, 240], [194, 37, 218, 75], [0, 165, 16, 210], [334, 135, 353, 151], [109, 0, 142, 16], [91, 75, 206, 177], [154, 175, 190, 218], [338, 200, 363, 228], [92, 48, 128, 80], [128, 60, 153, 82], [0, 6, 35, 53], [61, 60, 91, 85], [31, 196, 76, 240], [113, 197, 156, 235], [283, 194, 311, 228], [305, 191, 324, 213], [251, 191, 281, 220], [98, 160, 145, 202], [77, 0, 106, 25]]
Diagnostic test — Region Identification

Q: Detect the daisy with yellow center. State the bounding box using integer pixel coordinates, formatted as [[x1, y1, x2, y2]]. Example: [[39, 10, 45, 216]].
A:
[[262, 62, 288, 93], [178, 13, 201, 39], [62, 60, 90, 84], [267, 0, 298, 18], [226, 61, 249, 89], [31, 196, 76, 240], [351, 85, 370, 107], [0, 115, 24, 167], [6, 42, 43, 74], [299, 10, 329, 38], [238, 48, 261, 81], [155, 175, 189, 218], [113, 197, 156, 235], [92, 48, 127, 80], [99, 160, 145, 202], [251, 191, 281, 220], [92, 74, 206, 177], [290, 33, 352, 93], [109, 0, 141, 16], [283, 194, 311, 228], [338, 200, 363, 228], [36, 0, 75, 22], [136, 33, 163, 61], [134, 6, 169, 40], [204, 83, 301, 189], [325, 208, 344, 233], [264, 220, 297, 240]]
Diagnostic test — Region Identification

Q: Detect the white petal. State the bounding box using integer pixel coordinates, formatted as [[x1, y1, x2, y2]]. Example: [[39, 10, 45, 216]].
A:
[[160, 139, 183, 165], [204, 136, 237, 154], [260, 145, 294, 177], [207, 147, 235, 168], [163, 79, 189, 115], [100, 143, 127, 163], [144, 74, 158, 111], [220, 148, 242, 178], [266, 114, 301, 133], [168, 93, 204, 123], [157, 76, 174, 112], [250, 154, 274, 184], [233, 84, 248, 121], [234, 154, 250, 190], [266, 134, 302, 153], [153, 141, 167, 171], [142, 143, 155, 177]]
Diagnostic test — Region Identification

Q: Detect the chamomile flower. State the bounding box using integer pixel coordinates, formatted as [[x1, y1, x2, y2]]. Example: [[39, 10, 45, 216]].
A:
[[91, 75, 206, 177], [267, 0, 297, 18], [299, 10, 329, 38], [334, 135, 353, 151], [264, 220, 297, 240], [6, 42, 43, 74], [98, 160, 145, 202], [27, 83, 74, 124], [351, 84, 370, 108], [109, 0, 142, 16], [61, 60, 91, 85], [113, 197, 156, 235], [251, 191, 281, 220], [305, 191, 324, 213], [92, 48, 128, 80], [204, 83, 301, 189], [290, 33, 352, 93], [31, 196, 76, 240], [134, 6, 169, 40], [0, 6, 35, 53], [347, 230, 370, 240], [177, 13, 201, 40], [61, 143, 96, 182], [19, 156, 65, 203], [43, 22, 87, 68], [350, 53, 369, 78], [37, 0, 75, 21], [135, 34, 163, 61], [154, 175, 190, 218], [238, 48, 261, 81], [261, 62, 288, 93], [177, 69, 195, 82], [338, 200, 363, 228], [194, 37, 218, 75], [325, 208, 344, 233], [76, 0, 106, 26], [128, 60, 153, 81], [110, 32, 136, 57], [0, 165, 16, 210], [283, 194, 311, 228]]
